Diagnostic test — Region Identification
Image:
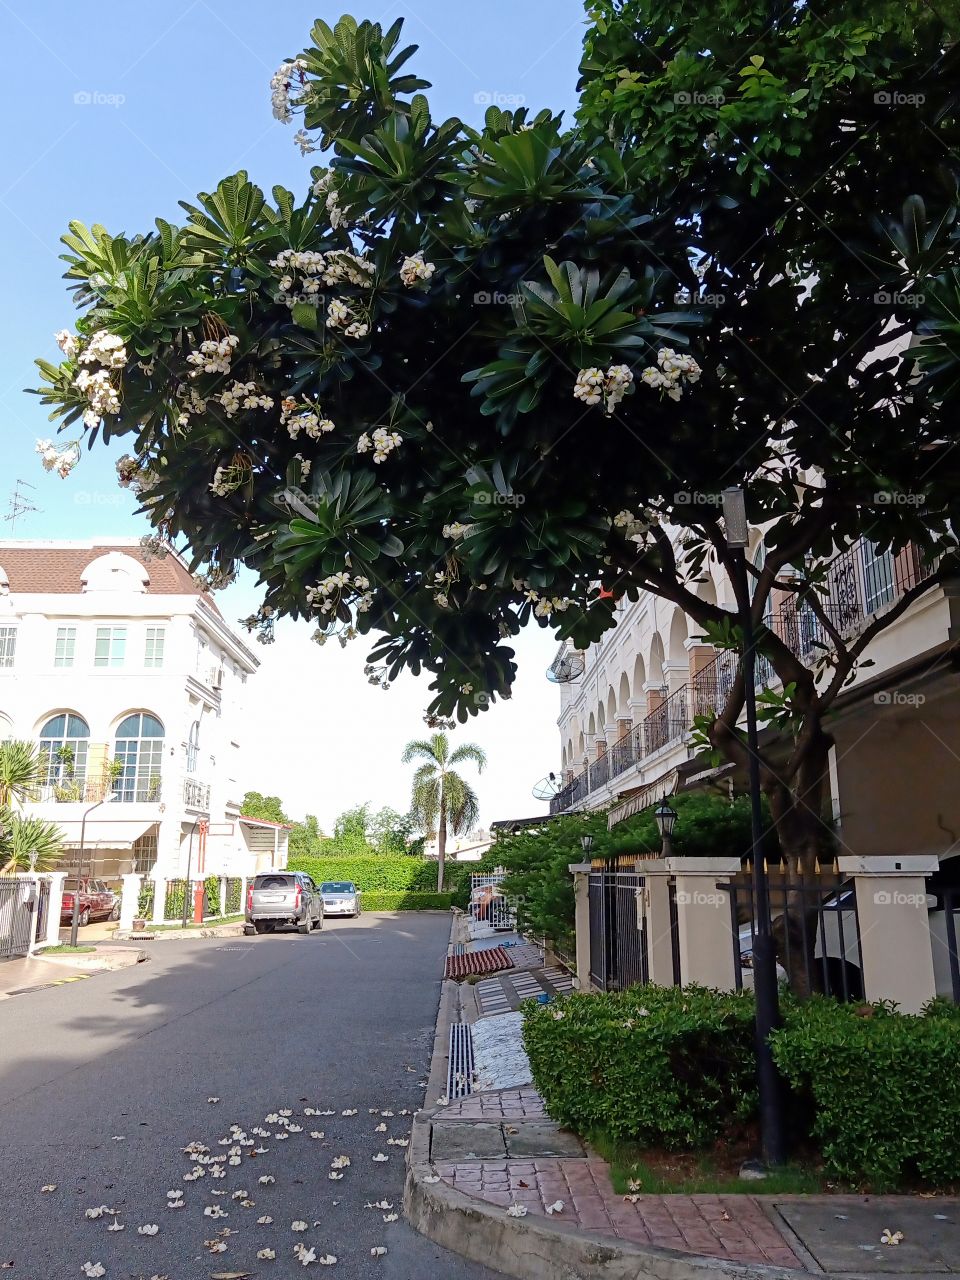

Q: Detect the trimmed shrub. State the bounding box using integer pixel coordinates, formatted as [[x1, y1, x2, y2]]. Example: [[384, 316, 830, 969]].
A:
[[771, 998, 960, 1189], [361, 891, 453, 911], [522, 985, 757, 1149], [204, 875, 221, 916], [288, 856, 437, 892]]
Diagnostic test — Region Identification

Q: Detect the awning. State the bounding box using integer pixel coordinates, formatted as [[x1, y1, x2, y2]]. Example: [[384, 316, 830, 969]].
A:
[[60, 819, 158, 850], [606, 770, 680, 830]]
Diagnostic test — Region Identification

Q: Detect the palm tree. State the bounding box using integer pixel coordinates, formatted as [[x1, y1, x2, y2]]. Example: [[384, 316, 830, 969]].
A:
[[402, 733, 486, 891], [0, 740, 45, 809], [0, 741, 65, 874]]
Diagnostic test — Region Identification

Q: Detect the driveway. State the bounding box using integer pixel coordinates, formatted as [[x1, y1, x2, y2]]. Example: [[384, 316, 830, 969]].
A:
[[0, 911, 501, 1278]]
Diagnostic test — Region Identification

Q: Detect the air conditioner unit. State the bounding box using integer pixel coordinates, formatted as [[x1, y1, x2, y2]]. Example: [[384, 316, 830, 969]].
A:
[[209, 666, 224, 689]]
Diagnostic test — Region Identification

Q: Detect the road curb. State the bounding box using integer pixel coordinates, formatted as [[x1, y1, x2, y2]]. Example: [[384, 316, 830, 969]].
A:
[[405, 920, 825, 1280]]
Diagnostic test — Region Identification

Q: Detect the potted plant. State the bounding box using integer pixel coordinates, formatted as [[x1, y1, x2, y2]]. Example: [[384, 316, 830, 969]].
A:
[[53, 745, 82, 802]]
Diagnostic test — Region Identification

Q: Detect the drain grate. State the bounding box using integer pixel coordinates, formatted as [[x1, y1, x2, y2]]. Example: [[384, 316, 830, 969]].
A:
[[446, 1022, 475, 1099]]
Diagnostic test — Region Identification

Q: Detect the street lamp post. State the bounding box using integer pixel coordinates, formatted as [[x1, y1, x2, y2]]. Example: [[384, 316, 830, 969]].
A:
[[653, 798, 677, 858], [181, 816, 202, 929], [722, 486, 785, 1168], [71, 796, 111, 948]]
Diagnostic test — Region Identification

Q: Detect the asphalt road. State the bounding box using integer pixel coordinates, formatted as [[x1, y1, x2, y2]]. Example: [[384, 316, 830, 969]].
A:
[[0, 912, 501, 1280]]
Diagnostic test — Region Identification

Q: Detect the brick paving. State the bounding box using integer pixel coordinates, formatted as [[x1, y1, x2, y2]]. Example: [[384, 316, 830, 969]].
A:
[[432, 1156, 805, 1269], [474, 965, 575, 1016], [438, 1086, 546, 1121]]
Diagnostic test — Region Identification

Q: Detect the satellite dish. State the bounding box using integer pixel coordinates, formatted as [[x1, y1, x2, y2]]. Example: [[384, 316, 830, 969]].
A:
[[532, 772, 561, 801], [546, 651, 585, 684]]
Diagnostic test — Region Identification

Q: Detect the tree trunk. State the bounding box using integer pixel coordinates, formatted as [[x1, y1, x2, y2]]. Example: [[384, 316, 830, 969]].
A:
[[437, 791, 447, 894]]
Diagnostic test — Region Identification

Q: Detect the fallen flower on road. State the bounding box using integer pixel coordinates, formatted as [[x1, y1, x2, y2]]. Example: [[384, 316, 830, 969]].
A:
[[309, 1132, 325, 1140], [166, 1190, 183, 1200], [422, 1176, 440, 1185], [507, 1204, 528, 1218], [137, 1224, 159, 1235], [258, 1176, 275, 1185], [881, 1230, 905, 1246], [382, 1213, 398, 1223], [204, 1205, 228, 1219], [545, 1201, 564, 1215], [279, 1108, 293, 1117], [372, 1153, 388, 1162], [371, 1247, 387, 1257], [81, 1265, 105, 1278], [41, 1185, 56, 1193], [205, 1240, 227, 1253], [365, 1201, 393, 1210], [257, 1216, 273, 1224], [386, 1138, 408, 1147], [110, 1136, 125, 1142], [207, 1097, 220, 1104], [291, 1220, 308, 1231], [257, 1249, 276, 1260], [328, 1171, 343, 1180], [341, 1109, 357, 1116], [288, 1124, 303, 1133], [106, 1223, 124, 1233], [293, 1244, 316, 1266], [330, 1156, 350, 1169], [380, 1110, 394, 1117], [84, 1207, 115, 1220], [318, 1255, 337, 1266], [374, 1123, 386, 1133], [318, 1110, 335, 1116]]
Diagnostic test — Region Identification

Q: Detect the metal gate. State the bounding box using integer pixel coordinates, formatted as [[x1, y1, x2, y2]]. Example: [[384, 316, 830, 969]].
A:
[[0, 879, 37, 959], [588, 869, 649, 991]]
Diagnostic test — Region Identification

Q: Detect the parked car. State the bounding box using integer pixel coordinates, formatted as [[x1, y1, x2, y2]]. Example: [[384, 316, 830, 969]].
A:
[[738, 889, 864, 1000], [60, 879, 119, 927], [244, 872, 323, 935], [320, 881, 361, 918]]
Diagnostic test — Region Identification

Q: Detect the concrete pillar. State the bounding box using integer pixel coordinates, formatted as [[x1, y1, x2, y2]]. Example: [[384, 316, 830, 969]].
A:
[[119, 873, 143, 931], [151, 877, 166, 926], [637, 859, 676, 986], [568, 862, 592, 991], [219, 875, 228, 918], [43, 872, 67, 947], [666, 857, 740, 991], [662, 659, 688, 697], [838, 855, 939, 1013]]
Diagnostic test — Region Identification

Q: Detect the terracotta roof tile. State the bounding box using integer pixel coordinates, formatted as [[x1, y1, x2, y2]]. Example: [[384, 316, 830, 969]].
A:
[[0, 542, 221, 615]]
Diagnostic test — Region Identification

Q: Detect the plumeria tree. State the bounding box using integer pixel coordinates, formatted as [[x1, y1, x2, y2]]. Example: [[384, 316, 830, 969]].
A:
[[402, 733, 486, 890], [31, 5, 960, 981]]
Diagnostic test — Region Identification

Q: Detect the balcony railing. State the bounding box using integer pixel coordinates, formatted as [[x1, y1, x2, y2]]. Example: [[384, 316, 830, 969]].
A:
[[549, 538, 939, 815], [183, 777, 211, 811]]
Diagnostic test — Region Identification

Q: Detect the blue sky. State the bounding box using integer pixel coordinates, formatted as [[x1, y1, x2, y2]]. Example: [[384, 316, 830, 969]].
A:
[[0, 0, 587, 828]]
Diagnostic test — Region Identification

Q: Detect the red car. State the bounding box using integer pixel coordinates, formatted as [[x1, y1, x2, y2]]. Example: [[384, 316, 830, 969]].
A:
[[60, 879, 120, 927]]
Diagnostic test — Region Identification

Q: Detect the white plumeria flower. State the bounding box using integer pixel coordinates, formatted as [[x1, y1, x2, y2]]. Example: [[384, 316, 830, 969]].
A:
[[318, 1110, 335, 1117], [258, 1216, 274, 1225], [293, 1244, 318, 1266], [380, 1110, 394, 1117], [371, 1247, 387, 1257], [203, 1205, 228, 1219], [288, 1123, 303, 1133], [278, 1108, 293, 1117], [328, 1171, 343, 1180], [383, 1213, 399, 1223], [374, 1123, 387, 1133], [206, 1241, 227, 1253], [258, 1248, 277, 1260], [366, 1201, 393, 1210], [310, 1132, 325, 1139], [507, 1204, 528, 1218], [107, 1222, 124, 1233], [55, 329, 79, 358], [41, 1184, 57, 1193], [291, 1220, 308, 1232], [81, 1265, 105, 1278], [422, 1176, 441, 1185], [137, 1224, 159, 1236], [331, 1155, 351, 1169], [264, 1113, 280, 1124], [341, 1109, 357, 1116], [166, 1190, 182, 1200], [400, 251, 436, 288], [207, 1097, 220, 1104], [372, 1153, 389, 1162], [545, 1200, 565, 1215], [317, 1256, 337, 1267], [259, 1175, 275, 1185]]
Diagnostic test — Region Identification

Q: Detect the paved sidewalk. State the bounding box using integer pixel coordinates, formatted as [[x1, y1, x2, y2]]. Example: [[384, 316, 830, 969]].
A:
[[0, 943, 144, 999]]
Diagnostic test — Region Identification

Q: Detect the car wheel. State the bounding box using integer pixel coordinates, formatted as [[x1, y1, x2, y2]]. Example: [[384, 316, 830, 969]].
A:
[[297, 918, 311, 935], [79, 908, 90, 928], [243, 924, 257, 936], [109, 903, 120, 921], [254, 921, 269, 935]]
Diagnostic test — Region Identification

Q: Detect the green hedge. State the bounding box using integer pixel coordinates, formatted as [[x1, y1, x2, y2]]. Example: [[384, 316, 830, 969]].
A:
[[522, 985, 757, 1149], [288, 856, 437, 892], [361, 891, 453, 911], [771, 998, 960, 1189]]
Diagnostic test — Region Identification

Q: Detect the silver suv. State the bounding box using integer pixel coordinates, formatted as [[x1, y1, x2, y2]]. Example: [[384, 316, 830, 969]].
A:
[[244, 872, 323, 935]]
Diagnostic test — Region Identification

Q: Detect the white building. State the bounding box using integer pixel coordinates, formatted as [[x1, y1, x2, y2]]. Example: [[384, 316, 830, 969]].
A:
[[0, 538, 287, 885]]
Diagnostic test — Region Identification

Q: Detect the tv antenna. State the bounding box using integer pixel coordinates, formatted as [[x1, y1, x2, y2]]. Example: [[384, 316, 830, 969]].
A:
[[2, 480, 40, 533]]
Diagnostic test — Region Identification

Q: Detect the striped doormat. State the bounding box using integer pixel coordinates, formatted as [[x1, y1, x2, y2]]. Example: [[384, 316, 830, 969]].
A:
[[444, 946, 513, 980]]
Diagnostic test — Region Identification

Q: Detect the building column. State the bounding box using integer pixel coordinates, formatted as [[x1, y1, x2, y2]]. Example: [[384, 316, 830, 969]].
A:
[[42, 872, 68, 948], [568, 862, 592, 991], [838, 855, 939, 1013], [219, 876, 228, 918], [119, 874, 143, 931], [662, 659, 688, 698], [666, 857, 740, 991], [636, 858, 676, 986], [151, 878, 166, 926]]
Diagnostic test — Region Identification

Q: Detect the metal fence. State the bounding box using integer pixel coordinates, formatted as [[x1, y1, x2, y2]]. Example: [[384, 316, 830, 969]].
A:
[[588, 868, 649, 991], [0, 878, 38, 959], [723, 867, 864, 1000], [938, 887, 960, 1003], [163, 878, 188, 921]]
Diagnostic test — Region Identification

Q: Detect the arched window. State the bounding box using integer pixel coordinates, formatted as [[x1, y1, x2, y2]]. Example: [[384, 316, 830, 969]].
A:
[[114, 713, 164, 802], [39, 713, 90, 788], [186, 720, 200, 774]]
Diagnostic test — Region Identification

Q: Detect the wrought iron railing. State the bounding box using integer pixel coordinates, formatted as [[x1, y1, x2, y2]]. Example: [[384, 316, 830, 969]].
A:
[[588, 869, 649, 990], [183, 777, 210, 810]]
